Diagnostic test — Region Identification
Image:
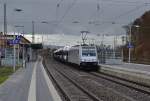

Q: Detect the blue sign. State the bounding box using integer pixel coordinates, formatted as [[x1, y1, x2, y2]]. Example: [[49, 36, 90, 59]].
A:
[[7, 40, 19, 45], [127, 42, 134, 48], [16, 35, 22, 40], [7, 35, 22, 45]]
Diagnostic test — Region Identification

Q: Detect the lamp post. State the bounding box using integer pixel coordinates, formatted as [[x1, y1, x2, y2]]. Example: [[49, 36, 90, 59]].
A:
[[13, 30, 16, 72], [14, 8, 23, 67], [41, 21, 51, 45], [14, 25, 24, 67], [4, 3, 7, 62], [41, 21, 49, 45], [128, 25, 139, 63], [121, 36, 125, 62], [32, 21, 35, 43]]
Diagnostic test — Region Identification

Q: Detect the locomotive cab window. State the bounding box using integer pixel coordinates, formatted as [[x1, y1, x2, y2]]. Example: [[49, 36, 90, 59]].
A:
[[82, 50, 96, 56]]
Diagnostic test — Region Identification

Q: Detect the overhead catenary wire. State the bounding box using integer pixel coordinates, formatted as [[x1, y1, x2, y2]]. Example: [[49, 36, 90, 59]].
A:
[[4, 0, 150, 5], [56, 0, 64, 19], [89, 2, 148, 28], [112, 3, 148, 21], [2, 0, 150, 35], [100, 0, 149, 5], [56, 0, 64, 23], [88, 0, 147, 23], [82, 1, 148, 37], [57, 0, 64, 6], [83, 0, 103, 33], [57, 0, 78, 24], [52, 0, 78, 33], [101, 3, 147, 29]]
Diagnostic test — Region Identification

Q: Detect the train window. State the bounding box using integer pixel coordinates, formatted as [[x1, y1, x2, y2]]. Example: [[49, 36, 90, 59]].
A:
[[82, 50, 96, 56], [82, 47, 95, 49], [82, 53, 96, 56]]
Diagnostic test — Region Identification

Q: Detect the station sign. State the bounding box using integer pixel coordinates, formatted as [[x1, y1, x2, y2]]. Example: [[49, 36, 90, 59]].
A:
[[127, 42, 134, 48], [7, 35, 22, 45], [8, 40, 20, 45]]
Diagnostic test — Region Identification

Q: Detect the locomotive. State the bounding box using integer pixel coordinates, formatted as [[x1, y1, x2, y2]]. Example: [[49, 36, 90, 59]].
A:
[[53, 45, 99, 70]]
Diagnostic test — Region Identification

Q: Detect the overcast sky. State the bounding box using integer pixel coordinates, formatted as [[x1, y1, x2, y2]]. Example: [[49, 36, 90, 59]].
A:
[[0, 0, 150, 46]]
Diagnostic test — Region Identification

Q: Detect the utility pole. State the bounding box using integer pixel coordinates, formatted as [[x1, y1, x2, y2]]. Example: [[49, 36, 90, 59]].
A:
[[122, 36, 125, 62], [128, 25, 131, 63], [13, 31, 16, 72], [32, 21, 35, 43], [4, 3, 7, 60], [123, 24, 139, 63], [113, 35, 117, 59], [30, 21, 35, 61], [42, 33, 44, 44], [14, 26, 23, 66], [4, 3, 7, 37]]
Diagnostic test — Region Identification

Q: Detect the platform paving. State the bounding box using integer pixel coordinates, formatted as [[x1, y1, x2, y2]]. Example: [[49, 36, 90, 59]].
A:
[[100, 62, 150, 86], [0, 57, 61, 101], [114, 63, 150, 72], [0, 62, 33, 101], [100, 62, 150, 75]]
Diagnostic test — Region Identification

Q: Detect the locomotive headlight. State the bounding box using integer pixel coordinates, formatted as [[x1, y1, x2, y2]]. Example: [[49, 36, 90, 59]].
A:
[[92, 59, 97, 62], [81, 59, 86, 62], [93, 62, 98, 65]]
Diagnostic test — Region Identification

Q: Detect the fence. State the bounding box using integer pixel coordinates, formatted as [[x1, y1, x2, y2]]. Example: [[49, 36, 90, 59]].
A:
[[97, 48, 123, 65]]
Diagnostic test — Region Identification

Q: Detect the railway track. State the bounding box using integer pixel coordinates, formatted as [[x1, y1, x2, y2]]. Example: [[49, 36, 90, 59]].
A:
[[43, 58, 150, 101], [56, 61, 150, 95], [43, 60, 102, 101], [55, 60, 150, 95], [58, 60, 150, 100], [90, 72, 150, 95], [44, 64, 71, 101]]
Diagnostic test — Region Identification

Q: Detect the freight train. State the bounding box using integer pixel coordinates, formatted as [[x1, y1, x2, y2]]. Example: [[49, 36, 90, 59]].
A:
[[53, 45, 99, 70]]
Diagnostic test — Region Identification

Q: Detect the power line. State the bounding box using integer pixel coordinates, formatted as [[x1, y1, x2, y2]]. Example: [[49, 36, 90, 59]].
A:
[[96, 0, 150, 7], [2, 0, 150, 35], [57, 0, 64, 7], [82, 1, 148, 35], [112, 3, 148, 21], [3, 0, 150, 7], [58, 0, 77, 24], [89, 2, 148, 27], [52, 0, 78, 33], [82, 0, 102, 32], [100, 0, 148, 4]]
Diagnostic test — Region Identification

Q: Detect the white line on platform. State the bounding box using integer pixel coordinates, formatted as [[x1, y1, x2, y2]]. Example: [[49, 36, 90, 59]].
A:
[[40, 61, 62, 101], [28, 62, 37, 101]]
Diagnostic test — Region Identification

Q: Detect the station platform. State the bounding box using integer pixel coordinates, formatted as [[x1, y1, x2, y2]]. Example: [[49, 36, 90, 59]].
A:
[[99, 63, 150, 86], [0, 57, 61, 101]]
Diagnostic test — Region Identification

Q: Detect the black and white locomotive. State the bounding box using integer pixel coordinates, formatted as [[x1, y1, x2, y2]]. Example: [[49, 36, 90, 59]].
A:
[[53, 45, 99, 70]]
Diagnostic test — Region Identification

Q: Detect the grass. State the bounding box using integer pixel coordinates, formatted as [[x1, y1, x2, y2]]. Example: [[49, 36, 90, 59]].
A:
[[0, 66, 21, 84], [0, 76, 8, 84]]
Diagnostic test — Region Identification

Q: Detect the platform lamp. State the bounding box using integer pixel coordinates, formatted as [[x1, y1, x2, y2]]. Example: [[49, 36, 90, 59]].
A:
[[13, 8, 23, 71], [14, 25, 24, 68], [128, 25, 140, 63], [41, 21, 49, 45]]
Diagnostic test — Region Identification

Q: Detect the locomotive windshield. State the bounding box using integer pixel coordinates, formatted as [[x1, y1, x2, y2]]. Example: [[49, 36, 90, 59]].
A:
[[82, 47, 96, 56]]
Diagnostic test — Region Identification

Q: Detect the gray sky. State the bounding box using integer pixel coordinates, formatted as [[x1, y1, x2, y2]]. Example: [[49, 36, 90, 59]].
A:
[[0, 0, 150, 45]]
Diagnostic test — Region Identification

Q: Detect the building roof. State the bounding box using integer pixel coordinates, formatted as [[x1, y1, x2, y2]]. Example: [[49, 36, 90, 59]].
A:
[[0, 34, 31, 44]]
